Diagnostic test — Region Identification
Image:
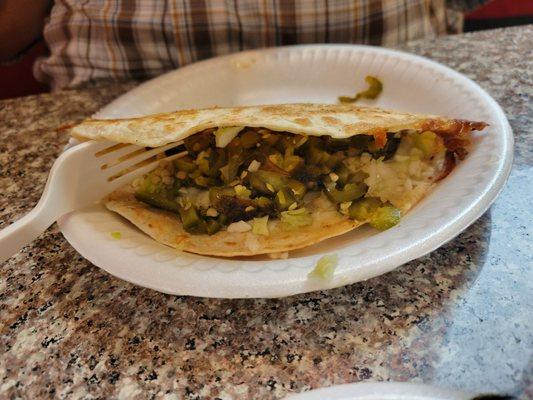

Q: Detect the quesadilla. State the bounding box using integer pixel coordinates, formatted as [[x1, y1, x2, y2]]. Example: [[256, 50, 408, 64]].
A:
[[70, 104, 487, 257]]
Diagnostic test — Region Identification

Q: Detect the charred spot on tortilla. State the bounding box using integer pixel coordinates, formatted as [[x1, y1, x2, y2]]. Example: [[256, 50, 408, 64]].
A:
[[294, 117, 311, 126], [322, 116, 340, 125], [71, 103, 487, 257]]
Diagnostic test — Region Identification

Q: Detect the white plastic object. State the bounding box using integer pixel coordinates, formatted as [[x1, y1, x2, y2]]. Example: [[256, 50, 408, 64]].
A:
[[0, 140, 183, 263], [59, 45, 513, 298]]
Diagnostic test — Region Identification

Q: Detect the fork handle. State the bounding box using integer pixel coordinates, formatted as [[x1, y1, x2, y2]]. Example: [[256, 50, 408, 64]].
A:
[[0, 203, 58, 264]]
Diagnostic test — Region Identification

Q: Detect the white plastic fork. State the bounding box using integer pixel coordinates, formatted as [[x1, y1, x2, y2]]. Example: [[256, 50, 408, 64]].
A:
[[0, 139, 185, 263]]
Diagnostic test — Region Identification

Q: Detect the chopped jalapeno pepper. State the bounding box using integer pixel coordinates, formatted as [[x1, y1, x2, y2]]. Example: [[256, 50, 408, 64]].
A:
[[253, 170, 287, 192], [370, 205, 401, 230], [178, 205, 206, 233], [133, 121, 410, 236], [287, 179, 307, 199], [339, 75, 383, 103], [174, 157, 196, 173], [209, 187, 236, 204], [184, 132, 212, 154], [326, 183, 367, 204], [134, 190, 181, 213], [206, 218, 222, 235], [240, 130, 261, 148], [348, 197, 382, 221], [275, 188, 296, 211]]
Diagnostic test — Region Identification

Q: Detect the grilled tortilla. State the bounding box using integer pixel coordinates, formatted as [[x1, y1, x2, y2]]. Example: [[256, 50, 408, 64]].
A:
[[71, 104, 487, 257]]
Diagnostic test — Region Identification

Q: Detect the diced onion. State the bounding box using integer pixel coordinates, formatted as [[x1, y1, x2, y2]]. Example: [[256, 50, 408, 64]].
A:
[[339, 201, 352, 214], [308, 254, 338, 281], [251, 216, 269, 236], [234, 185, 251, 199], [206, 208, 219, 217], [248, 160, 261, 172], [245, 234, 261, 252], [362, 134, 442, 211], [227, 220, 252, 233], [214, 127, 244, 148], [196, 191, 210, 209], [281, 208, 313, 230]]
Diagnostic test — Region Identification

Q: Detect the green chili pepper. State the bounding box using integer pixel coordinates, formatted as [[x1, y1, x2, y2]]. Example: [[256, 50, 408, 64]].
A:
[[339, 75, 383, 103]]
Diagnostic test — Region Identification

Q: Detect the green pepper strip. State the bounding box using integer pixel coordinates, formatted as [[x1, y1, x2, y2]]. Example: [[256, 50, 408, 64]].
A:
[[338, 76, 383, 103]]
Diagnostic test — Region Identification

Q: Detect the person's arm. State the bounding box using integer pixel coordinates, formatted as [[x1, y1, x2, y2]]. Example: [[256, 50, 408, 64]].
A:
[[0, 0, 52, 61], [447, 0, 490, 12]]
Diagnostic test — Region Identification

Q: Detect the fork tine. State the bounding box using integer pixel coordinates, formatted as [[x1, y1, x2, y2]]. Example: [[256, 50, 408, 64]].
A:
[[94, 142, 131, 157], [100, 147, 147, 169], [105, 150, 188, 190], [102, 141, 185, 178], [95, 143, 144, 164]]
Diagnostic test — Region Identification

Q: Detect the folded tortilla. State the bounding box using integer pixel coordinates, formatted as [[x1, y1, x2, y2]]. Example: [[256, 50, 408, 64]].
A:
[[71, 104, 487, 257], [70, 103, 484, 147], [104, 186, 362, 257]]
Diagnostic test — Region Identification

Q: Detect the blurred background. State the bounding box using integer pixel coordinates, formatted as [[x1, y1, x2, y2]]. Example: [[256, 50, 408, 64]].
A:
[[0, 0, 531, 100]]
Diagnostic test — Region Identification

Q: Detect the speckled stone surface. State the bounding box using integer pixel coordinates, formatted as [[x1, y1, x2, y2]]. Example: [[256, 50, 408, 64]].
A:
[[1, 26, 532, 400]]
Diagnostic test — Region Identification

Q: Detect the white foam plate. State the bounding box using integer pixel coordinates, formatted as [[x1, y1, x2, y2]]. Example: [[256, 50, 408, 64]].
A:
[[58, 45, 513, 298], [285, 382, 471, 400]]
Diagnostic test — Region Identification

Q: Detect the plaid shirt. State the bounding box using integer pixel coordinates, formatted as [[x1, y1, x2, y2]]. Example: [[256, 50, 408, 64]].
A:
[[36, 0, 487, 90]]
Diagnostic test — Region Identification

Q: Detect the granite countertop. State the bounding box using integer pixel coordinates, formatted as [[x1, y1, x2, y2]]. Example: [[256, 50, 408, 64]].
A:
[[1, 26, 531, 399]]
